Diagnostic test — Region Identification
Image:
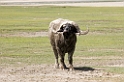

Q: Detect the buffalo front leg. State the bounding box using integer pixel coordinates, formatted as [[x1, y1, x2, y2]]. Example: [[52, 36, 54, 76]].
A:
[[68, 52, 74, 71], [52, 47, 59, 69], [60, 55, 67, 70], [56, 47, 66, 70]]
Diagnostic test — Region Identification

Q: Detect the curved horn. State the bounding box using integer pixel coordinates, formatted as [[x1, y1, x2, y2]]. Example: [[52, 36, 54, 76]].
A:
[[76, 27, 89, 35], [52, 29, 62, 34], [52, 30, 58, 34]]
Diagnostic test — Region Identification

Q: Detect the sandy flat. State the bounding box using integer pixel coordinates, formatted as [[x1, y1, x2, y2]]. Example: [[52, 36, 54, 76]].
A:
[[0, 0, 124, 7]]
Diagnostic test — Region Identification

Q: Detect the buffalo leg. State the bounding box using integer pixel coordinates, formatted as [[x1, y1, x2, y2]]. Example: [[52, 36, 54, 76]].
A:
[[60, 55, 67, 70], [68, 52, 74, 71], [56, 47, 67, 70], [52, 47, 59, 69]]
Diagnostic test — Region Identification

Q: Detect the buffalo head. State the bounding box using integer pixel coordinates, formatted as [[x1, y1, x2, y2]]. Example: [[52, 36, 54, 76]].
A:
[[57, 23, 78, 39], [52, 21, 89, 36]]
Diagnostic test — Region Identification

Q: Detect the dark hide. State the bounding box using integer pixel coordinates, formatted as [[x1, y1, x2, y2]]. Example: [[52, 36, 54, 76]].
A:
[[58, 23, 78, 39]]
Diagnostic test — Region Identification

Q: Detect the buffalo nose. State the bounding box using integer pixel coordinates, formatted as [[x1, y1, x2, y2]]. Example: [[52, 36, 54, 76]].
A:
[[64, 27, 69, 32]]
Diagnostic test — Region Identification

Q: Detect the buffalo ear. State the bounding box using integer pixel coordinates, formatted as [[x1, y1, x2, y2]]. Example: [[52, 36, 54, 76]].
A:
[[71, 25, 78, 33], [57, 29, 63, 32], [57, 24, 64, 32]]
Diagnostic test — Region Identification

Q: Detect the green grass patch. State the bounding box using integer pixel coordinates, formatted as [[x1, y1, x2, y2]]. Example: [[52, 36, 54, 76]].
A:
[[106, 67, 124, 74], [0, 6, 124, 32], [0, 37, 54, 65]]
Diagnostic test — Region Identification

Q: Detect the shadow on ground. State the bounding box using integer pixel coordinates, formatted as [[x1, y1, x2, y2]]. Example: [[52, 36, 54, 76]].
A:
[[74, 66, 95, 71]]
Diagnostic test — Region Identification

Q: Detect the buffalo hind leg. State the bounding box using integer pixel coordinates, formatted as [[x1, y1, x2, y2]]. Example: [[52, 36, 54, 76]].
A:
[[52, 47, 59, 69]]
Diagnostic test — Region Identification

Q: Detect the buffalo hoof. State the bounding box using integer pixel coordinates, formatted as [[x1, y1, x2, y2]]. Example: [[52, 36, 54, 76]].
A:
[[69, 65, 74, 71], [60, 64, 67, 70], [54, 64, 59, 69]]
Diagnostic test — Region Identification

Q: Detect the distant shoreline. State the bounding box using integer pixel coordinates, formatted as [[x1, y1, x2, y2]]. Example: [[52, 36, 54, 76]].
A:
[[0, 1, 124, 7]]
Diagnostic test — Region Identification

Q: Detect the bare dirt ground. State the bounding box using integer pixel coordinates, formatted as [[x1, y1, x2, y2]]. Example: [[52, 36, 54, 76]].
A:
[[0, 31, 48, 37], [0, 64, 124, 82]]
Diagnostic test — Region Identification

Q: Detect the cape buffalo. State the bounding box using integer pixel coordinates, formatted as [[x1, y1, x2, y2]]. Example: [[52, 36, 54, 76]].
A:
[[49, 18, 89, 70]]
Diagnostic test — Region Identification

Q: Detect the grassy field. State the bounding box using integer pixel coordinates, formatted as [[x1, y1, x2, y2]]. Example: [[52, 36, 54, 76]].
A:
[[0, 6, 124, 75]]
